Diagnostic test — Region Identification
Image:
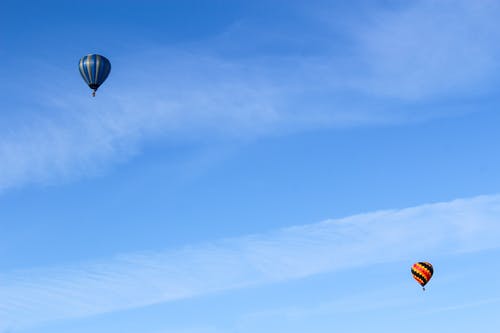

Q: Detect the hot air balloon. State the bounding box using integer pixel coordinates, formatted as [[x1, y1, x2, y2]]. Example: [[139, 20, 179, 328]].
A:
[[78, 54, 111, 96], [411, 262, 433, 291]]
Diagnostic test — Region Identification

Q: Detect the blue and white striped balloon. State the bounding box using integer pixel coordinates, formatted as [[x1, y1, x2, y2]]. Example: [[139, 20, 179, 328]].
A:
[[78, 54, 111, 96]]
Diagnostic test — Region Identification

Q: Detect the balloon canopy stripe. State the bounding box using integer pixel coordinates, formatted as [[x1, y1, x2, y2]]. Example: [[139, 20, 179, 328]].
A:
[[411, 269, 428, 286], [95, 55, 100, 84], [78, 58, 90, 85], [419, 262, 433, 274], [412, 273, 425, 286], [412, 265, 431, 280], [85, 55, 93, 84]]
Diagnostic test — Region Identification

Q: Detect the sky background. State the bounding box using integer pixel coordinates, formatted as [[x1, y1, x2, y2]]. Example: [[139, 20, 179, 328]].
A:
[[1, 0, 500, 332]]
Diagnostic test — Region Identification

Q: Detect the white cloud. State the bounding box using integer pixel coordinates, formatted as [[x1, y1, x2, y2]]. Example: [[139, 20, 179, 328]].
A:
[[1, 194, 500, 331]]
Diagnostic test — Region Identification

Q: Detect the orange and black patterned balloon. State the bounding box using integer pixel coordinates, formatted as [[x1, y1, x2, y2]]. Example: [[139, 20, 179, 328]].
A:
[[411, 262, 433, 290]]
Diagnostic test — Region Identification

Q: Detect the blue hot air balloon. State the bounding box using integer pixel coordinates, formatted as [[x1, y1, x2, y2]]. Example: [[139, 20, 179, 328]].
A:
[[78, 54, 111, 96]]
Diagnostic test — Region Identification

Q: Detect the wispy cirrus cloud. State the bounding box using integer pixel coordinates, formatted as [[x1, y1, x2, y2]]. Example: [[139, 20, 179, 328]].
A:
[[1, 194, 500, 331], [349, 0, 500, 100], [1, 1, 500, 191], [425, 297, 500, 314]]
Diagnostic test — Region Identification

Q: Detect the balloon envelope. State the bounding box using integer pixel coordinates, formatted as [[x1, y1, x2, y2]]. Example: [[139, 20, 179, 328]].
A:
[[78, 54, 111, 95], [411, 262, 433, 288]]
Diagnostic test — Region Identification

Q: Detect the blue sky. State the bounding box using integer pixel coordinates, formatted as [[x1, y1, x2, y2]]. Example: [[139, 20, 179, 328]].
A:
[[1, 0, 500, 332]]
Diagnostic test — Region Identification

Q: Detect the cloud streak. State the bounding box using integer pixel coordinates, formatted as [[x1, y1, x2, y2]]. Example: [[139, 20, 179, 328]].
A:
[[2, 194, 500, 331]]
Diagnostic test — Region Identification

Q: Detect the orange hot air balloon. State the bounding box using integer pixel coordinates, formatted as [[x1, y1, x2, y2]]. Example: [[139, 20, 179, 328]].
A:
[[411, 262, 433, 291]]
